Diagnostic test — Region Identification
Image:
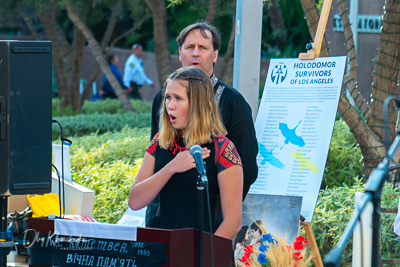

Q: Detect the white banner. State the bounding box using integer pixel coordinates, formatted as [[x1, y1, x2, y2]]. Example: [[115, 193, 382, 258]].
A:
[[250, 56, 347, 222]]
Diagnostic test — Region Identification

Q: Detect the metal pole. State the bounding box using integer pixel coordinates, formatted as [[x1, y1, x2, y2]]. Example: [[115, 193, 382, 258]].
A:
[[350, 0, 358, 51], [197, 176, 205, 267]]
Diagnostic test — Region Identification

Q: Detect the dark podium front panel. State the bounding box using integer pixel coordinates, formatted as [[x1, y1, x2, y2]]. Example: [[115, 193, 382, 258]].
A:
[[28, 218, 232, 267]]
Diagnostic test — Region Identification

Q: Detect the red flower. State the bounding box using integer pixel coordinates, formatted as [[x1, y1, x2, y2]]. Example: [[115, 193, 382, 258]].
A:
[[244, 245, 254, 252], [293, 236, 309, 250], [241, 254, 249, 263], [293, 252, 303, 261]]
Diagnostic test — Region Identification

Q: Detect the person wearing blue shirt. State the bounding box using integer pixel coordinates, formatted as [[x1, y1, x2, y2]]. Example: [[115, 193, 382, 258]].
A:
[[101, 54, 125, 99]]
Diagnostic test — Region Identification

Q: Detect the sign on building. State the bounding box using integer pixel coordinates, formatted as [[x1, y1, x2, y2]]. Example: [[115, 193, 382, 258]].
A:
[[333, 14, 382, 33]]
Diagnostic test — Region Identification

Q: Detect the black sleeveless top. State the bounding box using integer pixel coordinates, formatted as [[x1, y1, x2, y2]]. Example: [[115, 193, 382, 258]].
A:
[[146, 134, 242, 233]]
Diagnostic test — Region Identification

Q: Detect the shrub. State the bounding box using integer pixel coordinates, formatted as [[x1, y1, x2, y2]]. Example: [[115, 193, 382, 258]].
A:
[[81, 99, 152, 115], [68, 127, 150, 223], [322, 120, 363, 188], [312, 179, 400, 265], [52, 113, 151, 140], [73, 160, 142, 223], [52, 98, 153, 116]]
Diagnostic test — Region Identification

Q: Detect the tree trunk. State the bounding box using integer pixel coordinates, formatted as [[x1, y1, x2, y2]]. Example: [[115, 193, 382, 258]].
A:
[[266, 0, 286, 51], [367, 0, 400, 144], [83, 14, 151, 104], [337, 0, 369, 118], [219, 0, 236, 82], [39, 11, 71, 108], [146, 0, 172, 84], [21, 11, 40, 40], [65, 4, 135, 113], [82, 0, 123, 103], [206, 0, 218, 24], [299, 0, 383, 177], [70, 28, 85, 111]]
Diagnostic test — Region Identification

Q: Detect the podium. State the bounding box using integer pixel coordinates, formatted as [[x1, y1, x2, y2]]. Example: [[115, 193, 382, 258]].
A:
[[28, 218, 232, 267]]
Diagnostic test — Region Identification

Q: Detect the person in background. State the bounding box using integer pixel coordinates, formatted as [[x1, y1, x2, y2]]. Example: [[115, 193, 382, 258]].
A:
[[148, 21, 258, 227], [129, 66, 243, 240], [101, 54, 124, 99], [123, 44, 155, 99]]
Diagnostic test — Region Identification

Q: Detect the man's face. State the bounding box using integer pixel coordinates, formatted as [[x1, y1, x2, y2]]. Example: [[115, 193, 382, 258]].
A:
[[251, 229, 260, 239], [133, 46, 143, 58], [178, 29, 219, 77]]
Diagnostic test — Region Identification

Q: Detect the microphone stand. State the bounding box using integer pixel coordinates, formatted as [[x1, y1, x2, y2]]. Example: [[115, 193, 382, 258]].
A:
[[324, 132, 400, 266], [0, 196, 13, 267], [197, 173, 208, 267]]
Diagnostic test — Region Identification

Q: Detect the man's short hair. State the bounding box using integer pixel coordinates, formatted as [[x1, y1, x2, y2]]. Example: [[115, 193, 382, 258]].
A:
[[250, 220, 262, 233], [176, 21, 221, 51]]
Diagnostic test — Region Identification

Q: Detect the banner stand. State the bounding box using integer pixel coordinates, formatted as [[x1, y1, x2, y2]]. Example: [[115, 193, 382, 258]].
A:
[[301, 221, 323, 267]]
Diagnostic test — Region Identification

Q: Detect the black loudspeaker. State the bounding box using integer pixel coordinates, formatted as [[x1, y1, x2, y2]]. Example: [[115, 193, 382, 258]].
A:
[[0, 40, 52, 195]]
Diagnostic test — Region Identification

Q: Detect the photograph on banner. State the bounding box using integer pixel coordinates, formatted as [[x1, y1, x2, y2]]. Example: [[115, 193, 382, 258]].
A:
[[232, 194, 302, 266], [250, 56, 346, 222]]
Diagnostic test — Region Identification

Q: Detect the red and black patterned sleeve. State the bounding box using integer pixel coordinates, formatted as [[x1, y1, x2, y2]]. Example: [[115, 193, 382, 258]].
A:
[[214, 136, 242, 173], [146, 132, 160, 156]]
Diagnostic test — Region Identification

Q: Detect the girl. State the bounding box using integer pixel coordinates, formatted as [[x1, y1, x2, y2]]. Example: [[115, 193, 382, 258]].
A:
[[129, 66, 243, 240]]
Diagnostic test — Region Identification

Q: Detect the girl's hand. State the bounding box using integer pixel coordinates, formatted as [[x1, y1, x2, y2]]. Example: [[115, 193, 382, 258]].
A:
[[168, 147, 210, 173]]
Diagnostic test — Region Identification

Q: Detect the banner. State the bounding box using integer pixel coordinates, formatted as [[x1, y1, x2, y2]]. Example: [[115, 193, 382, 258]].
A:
[[28, 232, 168, 267], [250, 56, 347, 222]]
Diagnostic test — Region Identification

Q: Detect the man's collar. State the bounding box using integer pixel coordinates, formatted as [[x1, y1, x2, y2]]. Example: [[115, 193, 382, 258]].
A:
[[210, 73, 218, 88]]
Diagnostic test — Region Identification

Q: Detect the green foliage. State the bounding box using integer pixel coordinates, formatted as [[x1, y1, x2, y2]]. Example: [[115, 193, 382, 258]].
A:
[[261, 0, 312, 58], [52, 113, 151, 140], [69, 127, 150, 169], [52, 97, 152, 140], [322, 119, 363, 188], [73, 160, 141, 223], [312, 180, 400, 265], [167, 0, 184, 8], [52, 98, 152, 116], [69, 127, 150, 223]]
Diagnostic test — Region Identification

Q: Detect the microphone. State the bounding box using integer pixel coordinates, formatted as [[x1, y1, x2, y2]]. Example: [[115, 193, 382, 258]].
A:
[[190, 145, 206, 176]]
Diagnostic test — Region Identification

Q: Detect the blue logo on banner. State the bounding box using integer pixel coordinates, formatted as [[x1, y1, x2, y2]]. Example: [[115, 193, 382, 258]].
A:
[[271, 63, 287, 84]]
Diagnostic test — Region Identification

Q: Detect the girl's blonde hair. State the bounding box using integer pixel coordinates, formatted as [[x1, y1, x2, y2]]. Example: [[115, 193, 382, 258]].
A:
[[159, 66, 227, 149]]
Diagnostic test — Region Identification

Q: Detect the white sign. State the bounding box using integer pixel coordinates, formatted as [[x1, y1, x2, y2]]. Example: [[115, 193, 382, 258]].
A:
[[250, 56, 347, 222], [333, 14, 382, 33]]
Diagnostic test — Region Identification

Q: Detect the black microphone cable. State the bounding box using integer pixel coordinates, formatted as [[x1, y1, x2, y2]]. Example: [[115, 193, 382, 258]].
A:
[[52, 119, 72, 219], [205, 185, 215, 267]]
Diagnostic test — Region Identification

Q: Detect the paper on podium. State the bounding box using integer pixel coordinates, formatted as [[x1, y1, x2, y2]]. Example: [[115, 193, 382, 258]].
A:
[[117, 207, 146, 227]]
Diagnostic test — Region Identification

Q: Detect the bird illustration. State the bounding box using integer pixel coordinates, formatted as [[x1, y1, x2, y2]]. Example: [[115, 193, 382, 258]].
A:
[[258, 142, 285, 169], [279, 121, 305, 148]]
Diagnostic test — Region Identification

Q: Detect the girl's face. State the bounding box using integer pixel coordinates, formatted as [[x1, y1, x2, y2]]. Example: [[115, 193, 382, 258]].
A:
[[165, 80, 190, 135], [245, 229, 250, 241]]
